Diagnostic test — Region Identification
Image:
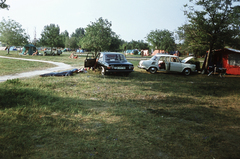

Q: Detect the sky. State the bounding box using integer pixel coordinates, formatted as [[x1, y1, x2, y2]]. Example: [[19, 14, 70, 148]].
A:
[[1, 0, 191, 42]]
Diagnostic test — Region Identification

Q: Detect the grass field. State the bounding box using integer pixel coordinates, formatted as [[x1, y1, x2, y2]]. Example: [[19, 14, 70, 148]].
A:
[[0, 58, 56, 76], [0, 50, 84, 67], [0, 50, 240, 158]]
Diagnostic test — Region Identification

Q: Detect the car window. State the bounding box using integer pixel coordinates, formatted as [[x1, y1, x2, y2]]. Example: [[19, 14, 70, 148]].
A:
[[165, 57, 170, 62], [119, 54, 127, 62], [150, 56, 157, 61], [104, 54, 127, 62], [170, 57, 180, 62], [105, 54, 117, 62], [175, 57, 180, 62], [159, 56, 165, 61], [99, 54, 103, 61]]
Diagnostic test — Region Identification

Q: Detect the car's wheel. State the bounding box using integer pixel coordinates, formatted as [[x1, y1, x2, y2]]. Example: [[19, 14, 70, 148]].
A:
[[183, 68, 191, 76], [149, 67, 157, 74], [101, 66, 106, 75]]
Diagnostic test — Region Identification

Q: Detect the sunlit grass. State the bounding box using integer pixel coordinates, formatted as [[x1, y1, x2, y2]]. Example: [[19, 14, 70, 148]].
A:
[[0, 58, 56, 76], [0, 52, 240, 158]]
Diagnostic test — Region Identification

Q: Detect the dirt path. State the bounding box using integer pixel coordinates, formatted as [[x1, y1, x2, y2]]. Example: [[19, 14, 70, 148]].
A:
[[0, 56, 73, 83]]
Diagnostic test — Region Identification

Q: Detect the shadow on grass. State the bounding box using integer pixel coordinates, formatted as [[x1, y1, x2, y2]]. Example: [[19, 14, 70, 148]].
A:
[[91, 69, 240, 99], [145, 106, 240, 158], [1, 75, 240, 158], [0, 85, 122, 158]]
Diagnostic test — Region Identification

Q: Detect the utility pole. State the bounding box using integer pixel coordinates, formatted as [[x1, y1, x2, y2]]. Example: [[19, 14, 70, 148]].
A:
[[34, 27, 37, 46]]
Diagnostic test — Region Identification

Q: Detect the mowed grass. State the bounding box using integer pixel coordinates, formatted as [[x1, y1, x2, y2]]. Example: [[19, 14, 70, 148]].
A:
[[0, 58, 56, 76], [0, 52, 240, 158], [0, 50, 85, 68]]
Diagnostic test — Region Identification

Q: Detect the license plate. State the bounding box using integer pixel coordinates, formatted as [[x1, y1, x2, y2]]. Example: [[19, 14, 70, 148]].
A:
[[114, 67, 125, 69]]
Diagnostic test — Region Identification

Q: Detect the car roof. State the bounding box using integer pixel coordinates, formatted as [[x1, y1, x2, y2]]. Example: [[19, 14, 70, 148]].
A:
[[154, 54, 178, 58], [100, 52, 123, 55]]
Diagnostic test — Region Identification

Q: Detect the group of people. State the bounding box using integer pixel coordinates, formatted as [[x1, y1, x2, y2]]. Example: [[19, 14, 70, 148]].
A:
[[23, 49, 39, 56], [69, 53, 78, 59], [32, 50, 38, 56]]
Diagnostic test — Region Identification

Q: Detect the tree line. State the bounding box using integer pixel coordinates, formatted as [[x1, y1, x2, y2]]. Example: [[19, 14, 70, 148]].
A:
[[0, 17, 174, 54]]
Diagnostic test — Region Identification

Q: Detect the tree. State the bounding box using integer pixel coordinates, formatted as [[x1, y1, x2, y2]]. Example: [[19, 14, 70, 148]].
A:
[[179, 0, 240, 58], [80, 17, 114, 55], [40, 24, 61, 51], [0, 0, 9, 10], [71, 27, 85, 49], [177, 24, 209, 57], [109, 34, 124, 52], [0, 18, 29, 54], [67, 37, 78, 50], [59, 30, 69, 48], [146, 29, 175, 52], [123, 40, 149, 50]]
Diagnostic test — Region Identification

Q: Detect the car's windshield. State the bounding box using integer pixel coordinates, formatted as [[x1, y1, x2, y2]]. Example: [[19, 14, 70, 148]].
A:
[[150, 56, 158, 61], [104, 54, 127, 62]]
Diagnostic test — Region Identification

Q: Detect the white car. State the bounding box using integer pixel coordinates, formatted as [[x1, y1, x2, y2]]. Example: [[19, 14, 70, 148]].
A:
[[138, 54, 196, 75]]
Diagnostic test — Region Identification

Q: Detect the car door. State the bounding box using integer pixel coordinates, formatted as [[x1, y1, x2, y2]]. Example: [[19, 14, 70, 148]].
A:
[[169, 57, 182, 72], [165, 57, 170, 71], [84, 53, 97, 67]]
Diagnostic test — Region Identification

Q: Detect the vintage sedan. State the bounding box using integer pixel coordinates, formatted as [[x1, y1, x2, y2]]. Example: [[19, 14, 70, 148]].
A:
[[84, 52, 134, 76], [138, 54, 196, 75]]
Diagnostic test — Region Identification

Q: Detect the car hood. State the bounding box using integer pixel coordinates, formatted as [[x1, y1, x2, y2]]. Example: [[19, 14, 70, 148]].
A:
[[181, 57, 194, 63], [141, 59, 154, 62]]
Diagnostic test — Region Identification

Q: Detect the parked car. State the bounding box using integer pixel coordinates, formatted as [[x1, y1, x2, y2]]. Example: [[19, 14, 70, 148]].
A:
[[44, 49, 62, 56], [84, 52, 134, 76], [189, 53, 194, 56], [138, 54, 196, 75]]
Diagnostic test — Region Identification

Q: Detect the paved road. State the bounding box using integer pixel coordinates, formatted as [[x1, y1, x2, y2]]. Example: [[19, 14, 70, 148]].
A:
[[0, 56, 73, 83]]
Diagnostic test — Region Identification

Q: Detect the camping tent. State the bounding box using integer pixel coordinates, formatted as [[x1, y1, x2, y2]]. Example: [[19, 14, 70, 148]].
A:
[[202, 48, 240, 75], [151, 50, 166, 56], [20, 44, 36, 55], [141, 50, 149, 56], [10, 46, 17, 51]]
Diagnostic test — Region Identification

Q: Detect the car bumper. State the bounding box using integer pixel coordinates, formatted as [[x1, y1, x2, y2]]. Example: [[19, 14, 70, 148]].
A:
[[106, 69, 134, 73], [138, 65, 147, 69]]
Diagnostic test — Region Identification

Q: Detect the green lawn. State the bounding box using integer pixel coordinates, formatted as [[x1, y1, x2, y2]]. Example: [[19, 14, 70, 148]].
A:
[[0, 51, 240, 158], [0, 50, 85, 76], [0, 58, 56, 76]]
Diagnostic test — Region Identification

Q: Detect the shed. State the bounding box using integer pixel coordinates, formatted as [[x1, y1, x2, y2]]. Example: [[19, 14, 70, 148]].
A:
[[202, 48, 240, 75]]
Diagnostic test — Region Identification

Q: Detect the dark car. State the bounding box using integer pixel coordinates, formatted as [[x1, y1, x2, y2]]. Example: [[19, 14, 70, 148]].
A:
[[84, 52, 134, 76]]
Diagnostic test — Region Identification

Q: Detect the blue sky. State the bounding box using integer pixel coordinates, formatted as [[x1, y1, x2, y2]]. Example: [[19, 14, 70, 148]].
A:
[[1, 0, 190, 42]]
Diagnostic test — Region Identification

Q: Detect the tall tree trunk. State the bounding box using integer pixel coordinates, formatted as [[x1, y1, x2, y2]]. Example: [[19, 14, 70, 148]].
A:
[[203, 44, 214, 73]]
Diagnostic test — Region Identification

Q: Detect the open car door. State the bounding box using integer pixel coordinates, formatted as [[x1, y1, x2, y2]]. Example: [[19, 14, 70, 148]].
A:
[[165, 57, 170, 71], [84, 53, 97, 67]]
